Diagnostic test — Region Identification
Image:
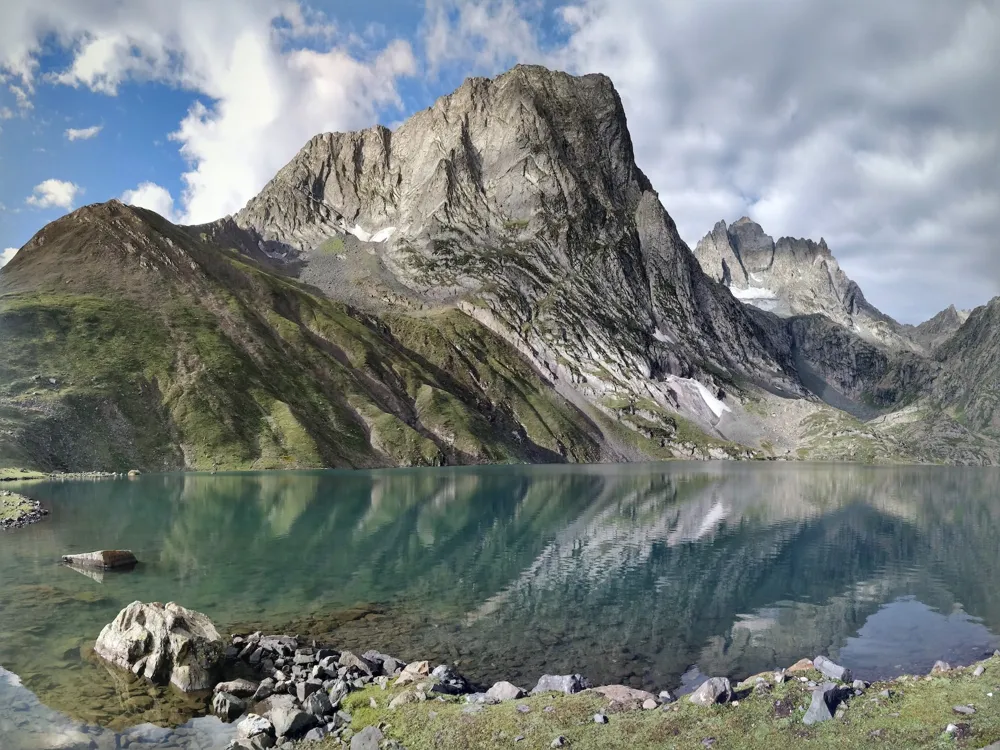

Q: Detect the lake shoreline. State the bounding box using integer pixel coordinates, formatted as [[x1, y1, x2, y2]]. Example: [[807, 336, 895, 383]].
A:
[[0, 490, 48, 529], [208, 625, 1000, 750]]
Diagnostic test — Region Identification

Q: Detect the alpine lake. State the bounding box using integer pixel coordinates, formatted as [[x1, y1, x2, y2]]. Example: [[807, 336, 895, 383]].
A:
[[2, 462, 999, 749]]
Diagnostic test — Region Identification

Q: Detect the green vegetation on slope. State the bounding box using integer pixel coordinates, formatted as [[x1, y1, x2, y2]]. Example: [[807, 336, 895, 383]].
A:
[[0, 204, 614, 471]]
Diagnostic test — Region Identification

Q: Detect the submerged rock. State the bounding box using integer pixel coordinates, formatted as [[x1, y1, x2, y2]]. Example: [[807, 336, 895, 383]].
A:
[[94, 601, 223, 691], [60, 549, 137, 570], [688, 678, 732, 706]]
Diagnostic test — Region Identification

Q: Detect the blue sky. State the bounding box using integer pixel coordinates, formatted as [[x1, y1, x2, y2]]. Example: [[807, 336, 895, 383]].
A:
[[1, 0, 997, 322]]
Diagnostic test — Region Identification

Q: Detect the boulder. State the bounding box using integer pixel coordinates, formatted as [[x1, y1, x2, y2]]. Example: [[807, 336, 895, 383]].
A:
[[486, 681, 526, 702], [430, 664, 471, 695], [592, 685, 655, 705], [931, 660, 952, 674], [303, 690, 333, 717], [688, 678, 732, 706], [396, 660, 430, 685], [236, 714, 274, 741], [267, 705, 317, 739], [339, 651, 377, 676], [787, 658, 814, 673], [351, 726, 383, 750], [216, 679, 260, 698], [803, 683, 844, 725], [531, 674, 590, 695], [61, 550, 137, 570], [212, 692, 247, 722], [94, 601, 223, 691], [813, 655, 852, 683]]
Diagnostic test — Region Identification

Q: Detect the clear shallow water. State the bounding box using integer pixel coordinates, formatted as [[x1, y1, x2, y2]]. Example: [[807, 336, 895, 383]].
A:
[[2, 462, 1000, 747]]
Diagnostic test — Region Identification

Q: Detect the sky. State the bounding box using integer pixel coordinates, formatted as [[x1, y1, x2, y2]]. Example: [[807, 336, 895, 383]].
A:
[[0, 0, 997, 324]]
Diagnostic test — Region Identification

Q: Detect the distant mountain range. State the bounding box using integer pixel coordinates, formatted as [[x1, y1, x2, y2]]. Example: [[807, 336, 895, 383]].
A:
[[2, 64, 997, 471]]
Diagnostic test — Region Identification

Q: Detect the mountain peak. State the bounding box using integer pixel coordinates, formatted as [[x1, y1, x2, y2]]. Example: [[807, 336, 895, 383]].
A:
[[692, 217, 913, 349]]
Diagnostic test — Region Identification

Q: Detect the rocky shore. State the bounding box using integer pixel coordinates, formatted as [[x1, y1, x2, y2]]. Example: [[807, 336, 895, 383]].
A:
[[0, 490, 48, 529], [87, 601, 1000, 750]]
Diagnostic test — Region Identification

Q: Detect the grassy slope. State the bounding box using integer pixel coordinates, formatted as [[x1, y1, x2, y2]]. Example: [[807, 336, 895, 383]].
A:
[[309, 657, 1000, 750], [0, 492, 33, 522], [0, 204, 612, 471]]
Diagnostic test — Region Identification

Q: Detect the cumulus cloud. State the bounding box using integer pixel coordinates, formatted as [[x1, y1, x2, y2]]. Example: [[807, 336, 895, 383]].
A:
[[120, 181, 177, 221], [65, 124, 102, 140], [25, 179, 82, 209], [0, 247, 17, 267], [0, 0, 416, 225], [418, 0, 1000, 322]]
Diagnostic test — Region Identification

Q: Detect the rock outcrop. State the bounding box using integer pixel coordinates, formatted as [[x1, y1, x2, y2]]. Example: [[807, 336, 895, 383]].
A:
[[94, 601, 224, 691], [694, 218, 914, 351], [60, 550, 137, 570]]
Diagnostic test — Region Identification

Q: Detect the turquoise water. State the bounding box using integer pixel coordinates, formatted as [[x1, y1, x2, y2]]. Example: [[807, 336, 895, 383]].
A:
[[1, 462, 999, 746]]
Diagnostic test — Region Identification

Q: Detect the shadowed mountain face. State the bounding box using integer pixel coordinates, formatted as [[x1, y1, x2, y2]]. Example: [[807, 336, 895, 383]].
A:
[[1, 464, 998, 728], [0, 64, 998, 470]]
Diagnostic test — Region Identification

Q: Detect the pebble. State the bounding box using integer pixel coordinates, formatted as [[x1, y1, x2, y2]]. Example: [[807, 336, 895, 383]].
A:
[[550, 737, 568, 748], [594, 713, 608, 724], [973, 665, 985, 677]]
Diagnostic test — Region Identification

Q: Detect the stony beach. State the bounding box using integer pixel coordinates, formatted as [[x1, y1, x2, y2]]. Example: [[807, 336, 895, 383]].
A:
[[78, 600, 1000, 750]]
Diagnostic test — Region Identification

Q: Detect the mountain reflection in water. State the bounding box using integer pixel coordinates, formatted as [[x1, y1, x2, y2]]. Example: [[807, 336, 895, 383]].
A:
[[0, 462, 998, 734]]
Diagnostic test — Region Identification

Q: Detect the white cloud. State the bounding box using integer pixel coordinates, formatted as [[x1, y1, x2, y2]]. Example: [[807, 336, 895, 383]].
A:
[[418, 0, 1000, 322], [0, 247, 17, 267], [120, 181, 177, 221], [0, 0, 416, 225], [25, 178, 82, 209], [64, 124, 102, 140]]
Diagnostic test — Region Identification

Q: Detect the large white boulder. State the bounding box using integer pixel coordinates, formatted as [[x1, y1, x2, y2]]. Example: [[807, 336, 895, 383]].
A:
[[94, 601, 224, 691]]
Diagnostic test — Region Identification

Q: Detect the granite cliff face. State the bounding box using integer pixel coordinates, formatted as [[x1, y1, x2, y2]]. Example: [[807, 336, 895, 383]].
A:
[[694, 218, 915, 351], [1, 64, 997, 470]]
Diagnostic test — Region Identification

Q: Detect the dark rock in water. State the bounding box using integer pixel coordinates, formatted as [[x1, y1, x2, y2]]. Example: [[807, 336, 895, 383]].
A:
[[688, 678, 732, 707], [94, 601, 223, 692], [803, 683, 845, 725], [267, 705, 316, 739], [351, 725, 383, 750], [813, 655, 852, 683], [213, 691, 247, 722], [61, 550, 137, 570], [531, 674, 590, 695]]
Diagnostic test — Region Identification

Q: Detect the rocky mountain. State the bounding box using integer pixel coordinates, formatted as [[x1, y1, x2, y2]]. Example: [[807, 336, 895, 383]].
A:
[[903, 304, 972, 353], [694, 218, 915, 351], [0, 64, 996, 471]]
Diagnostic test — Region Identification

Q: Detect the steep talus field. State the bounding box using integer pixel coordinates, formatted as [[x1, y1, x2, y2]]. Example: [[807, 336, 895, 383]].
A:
[[1, 64, 998, 470]]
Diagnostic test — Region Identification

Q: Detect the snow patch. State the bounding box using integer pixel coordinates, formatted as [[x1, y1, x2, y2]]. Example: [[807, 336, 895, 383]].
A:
[[730, 285, 777, 301], [691, 380, 731, 418], [341, 224, 396, 243]]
